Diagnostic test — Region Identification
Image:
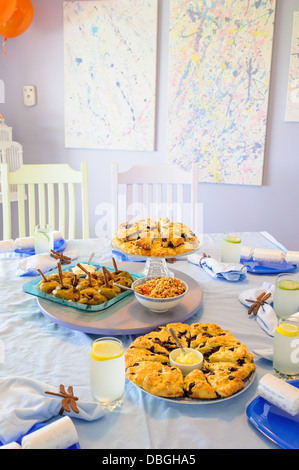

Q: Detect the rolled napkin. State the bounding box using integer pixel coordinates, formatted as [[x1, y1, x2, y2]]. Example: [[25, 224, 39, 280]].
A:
[[0, 441, 22, 449], [252, 248, 285, 263], [17, 250, 78, 276], [188, 253, 247, 281], [238, 282, 277, 336], [0, 239, 17, 253], [285, 251, 299, 266], [21, 416, 78, 449], [240, 246, 253, 260], [257, 373, 299, 416], [15, 231, 63, 251], [0, 377, 105, 445]]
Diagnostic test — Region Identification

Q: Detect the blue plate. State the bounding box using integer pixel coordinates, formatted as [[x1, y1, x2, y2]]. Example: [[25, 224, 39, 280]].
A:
[[14, 238, 66, 256], [0, 421, 80, 449], [246, 380, 299, 449], [241, 257, 297, 275]]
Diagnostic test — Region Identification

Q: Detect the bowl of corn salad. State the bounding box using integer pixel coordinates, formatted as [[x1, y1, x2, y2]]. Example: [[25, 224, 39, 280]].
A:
[[131, 276, 188, 312]]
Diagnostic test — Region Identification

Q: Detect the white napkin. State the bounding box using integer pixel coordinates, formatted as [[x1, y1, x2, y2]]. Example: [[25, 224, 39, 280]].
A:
[[257, 374, 299, 416], [188, 253, 247, 281], [17, 250, 78, 277], [238, 282, 277, 336], [15, 231, 63, 251], [252, 348, 273, 361], [240, 245, 253, 260], [285, 251, 299, 265], [21, 416, 79, 449], [0, 377, 105, 445], [253, 248, 285, 263], [0, 240, 16, 253]]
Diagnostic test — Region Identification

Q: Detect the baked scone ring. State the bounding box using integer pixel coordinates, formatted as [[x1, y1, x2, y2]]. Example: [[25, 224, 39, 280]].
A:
[[125, 322, 256, 400], [113, 218, 199, 258]]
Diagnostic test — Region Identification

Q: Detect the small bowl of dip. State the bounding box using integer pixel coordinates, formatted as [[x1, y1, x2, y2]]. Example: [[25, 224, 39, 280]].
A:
[[169, 348, 203, 376]]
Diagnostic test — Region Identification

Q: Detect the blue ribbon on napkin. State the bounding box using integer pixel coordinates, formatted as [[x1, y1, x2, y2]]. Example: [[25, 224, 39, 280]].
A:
[[188, 253, 247, 281]]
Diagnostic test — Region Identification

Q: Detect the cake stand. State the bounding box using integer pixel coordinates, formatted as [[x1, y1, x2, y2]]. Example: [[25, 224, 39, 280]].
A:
[[112, 244, 199, 277]]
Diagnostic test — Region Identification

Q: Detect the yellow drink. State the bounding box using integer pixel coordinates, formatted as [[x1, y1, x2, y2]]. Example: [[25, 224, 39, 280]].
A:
[[34, 224, 53, 254], [221, 234, 241, 264], [273, 320, 299, 378], [273, 275, 299, 320], [89, 337, 125, 410]]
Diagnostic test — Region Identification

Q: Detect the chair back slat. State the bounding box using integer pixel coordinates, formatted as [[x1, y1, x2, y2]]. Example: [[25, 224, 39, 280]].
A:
[[146, 184, 153, 219], [38, 183, 46, 226], [81, 163, 89, 239], [17, 184, 26, 238], [58, 183, 66, 239], [68, 182, 76, 240], [47, 183, 55, 232], [126, 184, 133, 220], [28, 184, 36, 236]]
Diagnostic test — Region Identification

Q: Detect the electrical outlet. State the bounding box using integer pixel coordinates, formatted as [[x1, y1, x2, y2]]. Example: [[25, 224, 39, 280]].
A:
[[23, 85, 36, 106]]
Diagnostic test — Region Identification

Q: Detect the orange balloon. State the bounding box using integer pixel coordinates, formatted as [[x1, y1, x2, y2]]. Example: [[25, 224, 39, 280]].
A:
[[0, 0, 17, 24], [0, 0, 34, 39]]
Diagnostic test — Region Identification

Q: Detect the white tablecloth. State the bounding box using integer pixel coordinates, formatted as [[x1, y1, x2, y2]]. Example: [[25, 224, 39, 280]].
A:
[[0, 232, 292, 449]]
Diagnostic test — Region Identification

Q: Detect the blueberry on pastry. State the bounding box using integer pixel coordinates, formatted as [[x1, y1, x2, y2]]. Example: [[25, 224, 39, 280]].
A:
[[205, 369, 244, 398], [208, 344, 255, 365], [183, 369, 217, 399], [142, 365, 185, 398], [125, 347, 169, 369]]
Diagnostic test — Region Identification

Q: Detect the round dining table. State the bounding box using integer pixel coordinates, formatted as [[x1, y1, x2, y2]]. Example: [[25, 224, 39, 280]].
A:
[[0, 231, 296, 450]]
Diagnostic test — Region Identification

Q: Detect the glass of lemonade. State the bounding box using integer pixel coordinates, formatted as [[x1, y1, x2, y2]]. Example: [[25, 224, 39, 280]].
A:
[[273, 318, 299, 379], [89, 337, 125, 410], [273, 274, 299, 320], [34, 224, 53, 254], [221, 233, 241, 264]]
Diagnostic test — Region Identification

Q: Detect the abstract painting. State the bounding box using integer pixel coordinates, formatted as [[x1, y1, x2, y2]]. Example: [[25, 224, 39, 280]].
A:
[[167, 0, 276, 185], [285, 11, 299, 122], [64, 0, 158, 150]]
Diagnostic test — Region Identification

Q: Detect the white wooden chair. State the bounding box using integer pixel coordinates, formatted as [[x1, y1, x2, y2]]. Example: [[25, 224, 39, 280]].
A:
[[1, 162, 89, 240], [111, 162, 200, 235]]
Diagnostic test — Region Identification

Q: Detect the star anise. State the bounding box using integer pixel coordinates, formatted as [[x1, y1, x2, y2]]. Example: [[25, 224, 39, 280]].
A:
[[45, 384, 79, 415], [245, 291, 271, 316]]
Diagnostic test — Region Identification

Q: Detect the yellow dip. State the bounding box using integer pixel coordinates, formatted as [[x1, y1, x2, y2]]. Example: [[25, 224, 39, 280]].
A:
[[175, 351, 200, 365]]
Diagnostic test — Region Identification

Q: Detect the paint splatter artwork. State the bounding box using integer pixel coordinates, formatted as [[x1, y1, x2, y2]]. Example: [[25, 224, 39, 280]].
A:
[[167, 0, 276, 185], [285, 11, 299, 122], [64, 0, 158, 150]]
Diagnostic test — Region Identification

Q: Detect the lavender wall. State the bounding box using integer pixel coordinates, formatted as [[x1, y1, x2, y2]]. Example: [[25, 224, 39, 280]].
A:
[[0, 0, 298, 249]]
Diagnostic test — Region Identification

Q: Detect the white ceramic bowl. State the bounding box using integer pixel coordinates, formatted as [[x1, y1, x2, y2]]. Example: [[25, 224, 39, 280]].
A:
[[169, 348, 203, 375], [131, 276, 188, 313]]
